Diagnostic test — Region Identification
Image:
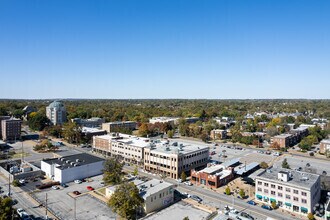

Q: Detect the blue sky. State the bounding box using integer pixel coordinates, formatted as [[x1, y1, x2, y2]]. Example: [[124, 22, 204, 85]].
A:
[[0, 0, 329, 99]]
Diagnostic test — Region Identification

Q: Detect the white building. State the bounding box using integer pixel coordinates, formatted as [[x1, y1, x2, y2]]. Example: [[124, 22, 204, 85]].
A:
[[106, 178, 174, 214], [46, 101, 66, 125], [149, 117, 180, 125], [41, 153, 104, 183], [255, 168, 321, 215]]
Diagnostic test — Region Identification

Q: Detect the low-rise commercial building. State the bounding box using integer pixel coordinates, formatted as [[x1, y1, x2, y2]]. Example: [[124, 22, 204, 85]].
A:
[[102, 121, 137, 133], [106, 178, 174, 214], [1, 117, 22, 141], [190, 164, 234, 188], [81, 127, 107, 139], [144, 141, 209, 179], [255, 168, 321, 215], [72, 117, 105, 128], [41, 153, 104, 183], [210, 129, 227, 140], [320, 139, 330, 154]]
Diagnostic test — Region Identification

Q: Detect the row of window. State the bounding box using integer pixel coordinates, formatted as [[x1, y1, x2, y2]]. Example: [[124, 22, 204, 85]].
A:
[[257, 188, 307, 204], [150, 190, 170, 202], [257, 181, 307, 196]]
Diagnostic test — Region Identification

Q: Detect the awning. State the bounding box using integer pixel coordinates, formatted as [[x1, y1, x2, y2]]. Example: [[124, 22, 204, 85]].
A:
[[285, 202, 292, 207], [270, 198, 276, 202], [301, 207, 308, 212], [256, 195, 262, 199], [263, 196, 268, 199]]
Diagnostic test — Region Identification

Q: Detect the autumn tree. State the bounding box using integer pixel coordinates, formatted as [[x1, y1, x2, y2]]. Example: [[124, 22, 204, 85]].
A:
[[225, 186, 231, 195], [239, 189, 245, 198], [62, 122, 81, 144], [108, 182, 144, 220], [282, 158, 290, 169], [103, 157, 124, 185], [181, 172, 187, 182], [259, 161, 269, 169], [0, 196, 16, 219]]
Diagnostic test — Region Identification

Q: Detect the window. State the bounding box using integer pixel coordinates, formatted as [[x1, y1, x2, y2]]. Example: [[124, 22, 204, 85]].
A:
[[264, 189, 269, 193], [278, 193, 283, 197], [302, 199, 307, 204], [286, 195, 291, 199], [264, 183, 269, 187], [285, 188, 291, 192], [293, 197, 298, 201], [271, 184, 275, 189], [257, 187, 262, 192], [151, 197, 153, 202], [271, 191, 275, 195], [301, 192, 307, 196], [159, 194, 161, 198], [293, 190, 298, 194], [278, 186, 283, 190], [258, 181, 262, 185]]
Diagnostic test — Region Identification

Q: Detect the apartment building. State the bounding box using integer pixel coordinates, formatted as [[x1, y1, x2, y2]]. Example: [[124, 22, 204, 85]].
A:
[[92, 133, 150, 164], [46, 101, 67, 125], [210, 129, 227, 140], [191, 164, 234, 188], [272, 127, 309, 148], [149, 117, 180, 126], [1, 117, 22, 141], [71, 117, 105, 128], [101, 121, 137, 133], [320, 139, 330, 154], [255, 168, 321, 215], [0, 116, 10, 139], [144, 141, 209, 179]]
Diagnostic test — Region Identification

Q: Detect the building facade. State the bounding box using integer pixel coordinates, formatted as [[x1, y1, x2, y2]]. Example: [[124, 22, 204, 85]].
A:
[[0, 116, 11, 139], [1, 117, 22, 141], [255, 168, 321, 215], [41, 153, 104, 183], [72, 117, 105, 128], [210, 129, 227, 140], [320, 139, 330, 154], [191, 164, 234, 189], [144, 141, 209, 179], [101, 121, 136, 133], [46, 101, 67, 125]]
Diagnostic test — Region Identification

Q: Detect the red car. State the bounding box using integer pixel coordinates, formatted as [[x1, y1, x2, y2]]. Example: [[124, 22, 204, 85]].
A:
[[73, 191, 81, 195], [87, 186, 94, 191]]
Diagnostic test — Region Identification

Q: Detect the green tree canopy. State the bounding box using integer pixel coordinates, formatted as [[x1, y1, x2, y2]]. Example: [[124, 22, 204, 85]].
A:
[[108, 182, 144, 220], [0, 196, 15, 220], [103, 157, 124, 185]]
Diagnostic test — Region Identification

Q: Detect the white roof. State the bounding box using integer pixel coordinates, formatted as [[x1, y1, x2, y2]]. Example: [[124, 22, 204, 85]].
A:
[[137, 179, 174, 200]]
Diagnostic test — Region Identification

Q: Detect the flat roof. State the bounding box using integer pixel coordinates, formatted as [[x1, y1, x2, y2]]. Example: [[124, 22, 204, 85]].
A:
[[222, 158, 241, 168], [321, 139, 330, 144], [137, 179, 174, 200], [273, 134, 292, 139], [81, 127, 106, 133], [201, 165, 225, 174], [103, 121, 136, 125], [234, 162, 259, 175], [149, 141, 209, 155], [42, 153, 104, 170], [95, 133, 151, 148], [256, 167, 320, 189]]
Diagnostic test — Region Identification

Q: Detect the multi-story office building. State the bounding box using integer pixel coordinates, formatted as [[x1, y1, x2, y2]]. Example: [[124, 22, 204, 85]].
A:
[[255, 168, 321, 215], [144, 141, 209, 179], [71, 117, 105, 128], [210, 129, 227, 140], [0, 116, 11, 139], [93, 133, 150, 165], [1, 117, 22, 141], [46, 101, 67, 125], [101, 121, 136, 133]]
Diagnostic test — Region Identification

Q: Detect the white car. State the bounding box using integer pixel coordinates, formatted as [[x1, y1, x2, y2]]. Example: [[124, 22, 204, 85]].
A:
[[184, 181, 192, 186], [19, 179, 25, 184], [74, 180, 82, 184], [177, 178, 182, 183], [51, 185, 59, 190], [17, 208, 29, 218]]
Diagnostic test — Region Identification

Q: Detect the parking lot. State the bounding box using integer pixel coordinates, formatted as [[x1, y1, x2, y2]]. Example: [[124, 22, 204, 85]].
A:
[[32, 175, 115, 220]]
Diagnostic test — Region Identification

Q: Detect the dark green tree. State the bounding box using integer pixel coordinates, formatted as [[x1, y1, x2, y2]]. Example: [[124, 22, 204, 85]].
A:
[[103, 157, 124, 185], [282, 158, 290, 169]]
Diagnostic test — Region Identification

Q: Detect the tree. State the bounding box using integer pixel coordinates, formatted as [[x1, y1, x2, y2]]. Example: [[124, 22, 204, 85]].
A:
[[271, 201, 277, 209], [183, 217, 189, 220], [167, 130, 174, 138], [270, 142, 281, 150], [12, 179, 20, 187], [108, 182, 144, 220], [239, 189, 245, 198], [282, 158, 290, 169], [62, 122, 81, 144], [138, 123, 150, 137], [259, 161, 269, 169], [132, 166, 138, 176], [181, 172, 187, 182], [225, 186, 231, 195], [0, 196, 16, 220], [103, 157, 123, 185], [28, 112, 50, 131], [307, 213, 314, 220]]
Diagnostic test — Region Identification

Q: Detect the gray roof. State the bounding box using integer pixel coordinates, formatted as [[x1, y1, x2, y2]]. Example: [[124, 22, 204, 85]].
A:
[[256, 167, 320, 189], [234, 162, 259, 175], [137, 179, 174, 200], [42, 153, 104, 170], [48, 101, 64, 109], [222, 158, 241, 168]]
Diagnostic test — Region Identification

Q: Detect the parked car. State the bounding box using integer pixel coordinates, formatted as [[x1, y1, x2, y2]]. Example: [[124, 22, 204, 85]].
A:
[[261, 204, 272, 210], [87, 186, 94, 191], [74, 180, 82, 184], [190, 195, 202, 203], [17, 208, 29, 218], [51, 185, 59, 190], [19, 179, 25, 184], [306, 163, 310, 167], [240, 212, 254, 220], [61, 183, 68, 188], [73, 191, 81, 195], [247, 200, 256, 205], [184, 181, 192, 186], [177, 178, 182, 183]]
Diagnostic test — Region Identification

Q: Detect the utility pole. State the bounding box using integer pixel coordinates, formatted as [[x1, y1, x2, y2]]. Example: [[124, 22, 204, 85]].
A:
[[8, 172, 11, 196], [45, 193, 48, 219]]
